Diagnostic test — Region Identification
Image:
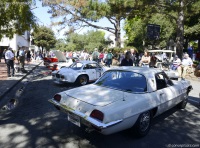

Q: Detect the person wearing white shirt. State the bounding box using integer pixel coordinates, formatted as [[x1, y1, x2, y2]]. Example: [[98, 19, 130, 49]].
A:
[[5, 48, 15, 77], [177, 53, 193, 80]]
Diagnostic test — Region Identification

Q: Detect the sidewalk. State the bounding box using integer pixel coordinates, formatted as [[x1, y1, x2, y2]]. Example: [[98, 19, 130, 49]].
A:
[[0, 60, 42, 100]]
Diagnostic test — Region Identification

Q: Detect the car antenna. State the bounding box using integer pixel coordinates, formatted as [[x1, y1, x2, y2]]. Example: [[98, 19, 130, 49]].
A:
[[123, 91, 125, 101]]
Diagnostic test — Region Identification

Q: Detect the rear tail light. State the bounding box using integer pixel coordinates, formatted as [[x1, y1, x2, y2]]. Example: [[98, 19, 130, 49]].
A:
[[54, 94, 61, 102], [90, 109, 104, 121]]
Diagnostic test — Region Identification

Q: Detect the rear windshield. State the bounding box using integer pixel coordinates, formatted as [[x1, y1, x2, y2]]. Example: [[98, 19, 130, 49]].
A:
[[95, 71, 147, 93], [69, 62, 83, 70]]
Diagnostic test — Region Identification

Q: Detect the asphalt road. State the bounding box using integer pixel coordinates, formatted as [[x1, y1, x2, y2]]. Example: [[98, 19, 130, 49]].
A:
[[0, 66, 200, 148]]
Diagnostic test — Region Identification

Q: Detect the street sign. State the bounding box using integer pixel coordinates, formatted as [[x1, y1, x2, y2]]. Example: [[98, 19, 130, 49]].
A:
[[147, 24, 160, 40]]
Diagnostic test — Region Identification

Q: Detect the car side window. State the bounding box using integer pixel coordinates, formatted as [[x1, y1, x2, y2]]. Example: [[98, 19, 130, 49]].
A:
[[155, 72, 173, 90], [155, 73, 167, 90]]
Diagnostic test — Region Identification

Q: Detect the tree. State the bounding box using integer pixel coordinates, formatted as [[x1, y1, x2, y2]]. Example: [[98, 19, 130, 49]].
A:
[[42, 0, 143, 47], [65, 30, 107, 52], [184, 0, 200, 50], [32, 26, 56, 53], [0, 0, 36, 39], [55, 39, 68, 52], [124, 14, 176, 51], [140, 0, 200, 59]]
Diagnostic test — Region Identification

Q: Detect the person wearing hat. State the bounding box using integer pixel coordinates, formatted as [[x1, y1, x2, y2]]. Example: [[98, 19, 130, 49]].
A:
[[5, 47, 15, 77], [177, 53, 193, 80], [171, 55, 181, 70]]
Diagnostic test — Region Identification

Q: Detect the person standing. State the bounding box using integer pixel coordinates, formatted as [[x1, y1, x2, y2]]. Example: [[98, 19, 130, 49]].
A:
[[5, 47, 15, 77], [3, 49, 7, 63], [106, 51, 113, 67], [0, 49, 2, 62], [121, 51, 133, 66], [18, 46, 26, 72], [26, 50, 31, 63], [99, 51, 104, 63], [92, 48, 99, 63]]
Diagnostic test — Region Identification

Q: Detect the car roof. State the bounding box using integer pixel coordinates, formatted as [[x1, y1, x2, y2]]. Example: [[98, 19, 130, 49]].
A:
[[76, 60, 97, 64], [107, 66, 162, 77], [147, 50, 175, 53]]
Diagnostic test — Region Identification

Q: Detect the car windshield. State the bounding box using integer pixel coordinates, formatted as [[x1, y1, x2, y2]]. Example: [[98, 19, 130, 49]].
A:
[[69, 62, 83, 70], [95, 70, 147, 93]]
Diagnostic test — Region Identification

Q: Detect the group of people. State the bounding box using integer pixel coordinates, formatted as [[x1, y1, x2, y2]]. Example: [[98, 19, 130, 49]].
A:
[[2, 46, 31, 77], [171, 53, 194, 80]]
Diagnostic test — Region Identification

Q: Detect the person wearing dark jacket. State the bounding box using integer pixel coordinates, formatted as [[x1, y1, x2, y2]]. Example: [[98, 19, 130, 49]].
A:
[[121, 51, 133, 66]]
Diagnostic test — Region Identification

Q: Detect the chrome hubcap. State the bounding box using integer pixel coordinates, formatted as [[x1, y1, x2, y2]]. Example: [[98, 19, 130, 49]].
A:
[[139, 112, 150, 132]]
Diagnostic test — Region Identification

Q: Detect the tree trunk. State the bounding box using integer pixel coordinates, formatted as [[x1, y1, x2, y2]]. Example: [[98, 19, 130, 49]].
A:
[[115, 19, 121, 48], [176, 0, 184, 60]]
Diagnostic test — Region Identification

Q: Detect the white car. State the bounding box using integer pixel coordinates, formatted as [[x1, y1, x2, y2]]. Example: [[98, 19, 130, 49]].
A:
[[52, 61, 106, 85], [47, 50, 79, 71], [49, 67, 192, 137]]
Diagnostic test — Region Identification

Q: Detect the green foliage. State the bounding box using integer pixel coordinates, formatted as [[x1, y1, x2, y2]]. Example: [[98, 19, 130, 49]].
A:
[[32, 26, 56, 51], [54, 39, 68, 52], [0, 0, 36, 39], [64, 30, 107, 52]]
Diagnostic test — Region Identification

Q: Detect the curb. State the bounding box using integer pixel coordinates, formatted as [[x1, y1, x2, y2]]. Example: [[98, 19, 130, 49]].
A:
[[0, 61, 43, 101]]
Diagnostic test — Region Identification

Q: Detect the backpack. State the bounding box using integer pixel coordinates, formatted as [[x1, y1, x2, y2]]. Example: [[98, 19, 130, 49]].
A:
[[107, 53, 112, 59]]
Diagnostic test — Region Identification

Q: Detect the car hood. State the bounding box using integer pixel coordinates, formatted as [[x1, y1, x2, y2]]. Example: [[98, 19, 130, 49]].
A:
[[64, 84, 124, 106], [52, 50, 66, 62]]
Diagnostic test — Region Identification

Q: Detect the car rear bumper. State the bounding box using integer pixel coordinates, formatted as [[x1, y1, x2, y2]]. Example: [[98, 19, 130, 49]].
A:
[[49, 99, 123, 134]]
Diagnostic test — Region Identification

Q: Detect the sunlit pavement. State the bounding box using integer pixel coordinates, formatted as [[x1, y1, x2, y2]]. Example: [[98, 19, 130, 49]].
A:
[[0, 60, 42, 100]]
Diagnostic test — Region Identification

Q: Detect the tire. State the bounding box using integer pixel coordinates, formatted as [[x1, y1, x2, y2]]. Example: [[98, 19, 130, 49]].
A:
[[177, 95, 188, 109], [77, 75, 88, 86], [133, 111, 152, 138], [177, 99, 188, 109]]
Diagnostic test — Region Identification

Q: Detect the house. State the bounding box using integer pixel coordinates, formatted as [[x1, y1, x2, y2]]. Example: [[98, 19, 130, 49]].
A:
[[0, 31, 30, 53]]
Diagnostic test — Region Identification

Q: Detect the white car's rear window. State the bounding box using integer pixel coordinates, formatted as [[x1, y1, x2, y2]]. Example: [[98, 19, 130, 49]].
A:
[[95, 70, 147, 93]]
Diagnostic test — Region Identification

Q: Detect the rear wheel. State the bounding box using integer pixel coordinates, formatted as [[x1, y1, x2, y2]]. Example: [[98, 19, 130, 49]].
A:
[[177, 94, 188, 109], [133, 111, 152, 137], [77, 75, 88, 86]]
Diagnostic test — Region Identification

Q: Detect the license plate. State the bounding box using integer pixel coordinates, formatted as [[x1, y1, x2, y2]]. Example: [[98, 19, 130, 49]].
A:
[[68, 112, 80, 127]]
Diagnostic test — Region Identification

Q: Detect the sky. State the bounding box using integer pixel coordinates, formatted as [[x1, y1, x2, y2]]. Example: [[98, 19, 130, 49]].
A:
[[31, 0, 125, 39]]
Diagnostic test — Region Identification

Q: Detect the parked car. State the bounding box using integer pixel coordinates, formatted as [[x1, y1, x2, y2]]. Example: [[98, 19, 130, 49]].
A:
[[49, 67, 192, 137], [48, 57, 79, 71], [44, 50, 65, 66], [52, 60, 107, 85]]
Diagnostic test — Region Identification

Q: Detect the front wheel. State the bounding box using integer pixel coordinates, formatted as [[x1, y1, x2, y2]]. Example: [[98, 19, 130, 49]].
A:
[[132, 111, 152, 138], [77, 75, 88, 86]]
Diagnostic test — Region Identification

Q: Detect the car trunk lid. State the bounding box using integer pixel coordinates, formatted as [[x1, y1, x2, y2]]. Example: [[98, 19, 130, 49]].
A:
[[64, 84, 124, 107]]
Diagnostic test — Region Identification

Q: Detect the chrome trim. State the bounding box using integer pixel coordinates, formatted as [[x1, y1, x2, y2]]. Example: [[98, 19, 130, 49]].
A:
[[49, 99, 123, 128]]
